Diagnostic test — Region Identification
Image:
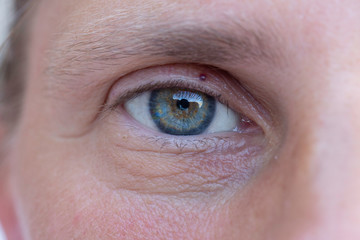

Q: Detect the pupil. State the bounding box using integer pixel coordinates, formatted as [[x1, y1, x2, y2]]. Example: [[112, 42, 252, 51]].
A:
[[177, 99, 190, 110]]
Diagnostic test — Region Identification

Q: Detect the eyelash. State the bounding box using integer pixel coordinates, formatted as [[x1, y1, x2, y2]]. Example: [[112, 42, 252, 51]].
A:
[[107, 78, 230, 112]]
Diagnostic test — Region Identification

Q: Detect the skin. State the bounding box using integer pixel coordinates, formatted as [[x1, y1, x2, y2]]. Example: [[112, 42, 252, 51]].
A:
[[1, 0, 360, 239]]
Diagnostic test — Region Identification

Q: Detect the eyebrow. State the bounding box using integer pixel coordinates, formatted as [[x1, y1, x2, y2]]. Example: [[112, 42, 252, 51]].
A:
[[47, 19, 280, 80]]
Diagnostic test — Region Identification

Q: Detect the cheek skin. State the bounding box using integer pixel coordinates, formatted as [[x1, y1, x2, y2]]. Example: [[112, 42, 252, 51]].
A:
[[8, 132, 230, 239], [10, 131, 317, 240], [70, 194, 216, 239], [208, 135, 317, 240], [90, 108, 268, 196], [9, 112, 271, 240]]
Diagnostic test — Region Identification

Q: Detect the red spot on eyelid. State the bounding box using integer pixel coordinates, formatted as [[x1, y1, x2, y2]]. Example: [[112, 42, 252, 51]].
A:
[[199, 74, 207, 81]]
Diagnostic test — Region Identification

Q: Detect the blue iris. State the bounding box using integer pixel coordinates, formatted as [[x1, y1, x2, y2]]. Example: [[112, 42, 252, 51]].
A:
[[149, 88, 216, 135]]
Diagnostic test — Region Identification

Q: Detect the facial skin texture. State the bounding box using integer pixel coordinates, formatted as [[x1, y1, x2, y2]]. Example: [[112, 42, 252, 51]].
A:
[[1, 0, 360, 239]]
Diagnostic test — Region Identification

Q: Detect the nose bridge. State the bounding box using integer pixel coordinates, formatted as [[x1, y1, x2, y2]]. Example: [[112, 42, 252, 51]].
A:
[[286, 73, 360, 238]]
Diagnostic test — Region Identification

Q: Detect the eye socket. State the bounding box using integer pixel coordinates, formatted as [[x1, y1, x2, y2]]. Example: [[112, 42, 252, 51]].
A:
[[125, 87, 241, 136], [106, 64, 267, 141]]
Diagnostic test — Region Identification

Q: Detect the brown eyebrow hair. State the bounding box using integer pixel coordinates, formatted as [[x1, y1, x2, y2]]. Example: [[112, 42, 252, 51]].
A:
[[47, 19, 281, 81]]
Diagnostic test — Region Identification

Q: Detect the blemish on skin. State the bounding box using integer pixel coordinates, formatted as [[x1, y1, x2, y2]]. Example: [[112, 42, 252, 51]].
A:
[[199, 74, 207, 81]]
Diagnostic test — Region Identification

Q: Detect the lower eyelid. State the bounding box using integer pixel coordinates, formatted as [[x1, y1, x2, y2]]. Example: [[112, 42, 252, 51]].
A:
[[114, 105, 262, 153], [102, 127, 265, 194], [97, 107, 267, 194]]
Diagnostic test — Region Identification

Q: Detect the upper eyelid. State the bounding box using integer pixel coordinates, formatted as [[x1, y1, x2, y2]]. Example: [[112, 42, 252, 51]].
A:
[[102, 64, 273, 135]]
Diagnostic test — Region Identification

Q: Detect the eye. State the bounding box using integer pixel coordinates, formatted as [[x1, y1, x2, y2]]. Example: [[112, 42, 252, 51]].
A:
[[125, 87, 239, 136], [100, 65, 269, 193]]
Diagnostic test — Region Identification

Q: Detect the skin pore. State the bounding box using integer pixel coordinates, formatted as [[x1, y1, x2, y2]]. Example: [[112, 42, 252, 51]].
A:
[[1, 0, 360, 239]]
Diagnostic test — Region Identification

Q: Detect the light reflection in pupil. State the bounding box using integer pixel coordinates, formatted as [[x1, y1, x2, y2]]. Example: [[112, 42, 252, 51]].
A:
[[173, 91, 203, 108]]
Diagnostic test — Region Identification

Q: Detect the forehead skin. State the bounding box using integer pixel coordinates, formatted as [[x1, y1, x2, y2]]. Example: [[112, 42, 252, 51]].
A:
[[5, 0, 360, 239]]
